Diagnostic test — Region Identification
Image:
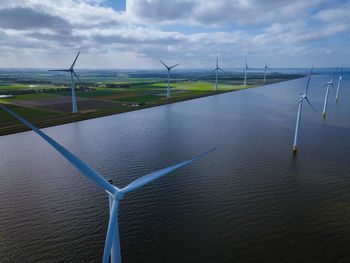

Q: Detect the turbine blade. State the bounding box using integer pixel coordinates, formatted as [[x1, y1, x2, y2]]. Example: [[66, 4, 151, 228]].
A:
[[121, 148, 216, 195], [73, 70, 80, 82], [330, 83, 336, 92], [160, 60, 169, 70], [305, 66, 313, 96], [305, 97, 318, 114], [216, 58, 218, 68], [169, 63, 180, 70], [70, 51, 80, 69], [330, 67, 337, 83], [49, 69, 70, 72], [0, 104, 116, 194], [212, 68, 218, 73], [102, 200, 120, 263], [218, 67, 227, 74]]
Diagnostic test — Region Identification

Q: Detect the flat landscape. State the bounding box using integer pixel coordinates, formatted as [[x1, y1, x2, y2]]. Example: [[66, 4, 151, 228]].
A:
[[0, 70, 303, 135]]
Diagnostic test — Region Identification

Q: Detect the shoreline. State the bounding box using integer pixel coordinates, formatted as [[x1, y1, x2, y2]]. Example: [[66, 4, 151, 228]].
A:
[[0, 77, 303, 136]]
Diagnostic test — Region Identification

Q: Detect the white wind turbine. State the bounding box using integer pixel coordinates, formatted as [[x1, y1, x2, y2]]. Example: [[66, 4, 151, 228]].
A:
[[293, 67, 317, 153], [263, 61, 269, 84], [49, 51, 80, 114], [160, 60, 180, 99], [335, 66, 343, 103], [212, 58, 225, 91], [322, 68, 337, 119], [243, 60, 249, 86], [0, 103, 215, 263]]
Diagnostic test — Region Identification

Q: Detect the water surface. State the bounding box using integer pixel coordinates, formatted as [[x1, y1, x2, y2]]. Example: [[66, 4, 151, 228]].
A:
[[1, 73, 350, 262]]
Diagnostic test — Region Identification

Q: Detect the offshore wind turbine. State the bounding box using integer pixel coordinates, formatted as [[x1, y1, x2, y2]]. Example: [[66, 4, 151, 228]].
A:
[[263, 61, 269, 84], [212, 58, 225, 91], [243, 60, 249, 86], [322, 68, 337, 119], [49, 51, 80, 114], [293, 67, 316, 153], [0, 103, 215, 263], [160, 60, 179, 98], [335, 66, 343, 103]]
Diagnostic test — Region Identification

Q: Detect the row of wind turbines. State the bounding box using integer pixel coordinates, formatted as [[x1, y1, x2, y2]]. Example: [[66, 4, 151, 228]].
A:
[[161, 58, 270, 94], [292, 67, 345, 153], [52, 51, 269, 114]]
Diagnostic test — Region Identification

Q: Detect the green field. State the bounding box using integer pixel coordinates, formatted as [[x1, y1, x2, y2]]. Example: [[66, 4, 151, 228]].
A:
[[0, 72, 304, 135], [1, 93, 59, 101], [115, 95, 161, 103], [0, 104, 63, 123], [0, 84, 56, 91], [55, 90, 120, 98]]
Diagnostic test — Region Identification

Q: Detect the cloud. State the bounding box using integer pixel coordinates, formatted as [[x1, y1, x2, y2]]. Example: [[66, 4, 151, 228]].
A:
[[0, 0, 349, 68], [127, 0, 328, 27], [0, 7, 71, 34]]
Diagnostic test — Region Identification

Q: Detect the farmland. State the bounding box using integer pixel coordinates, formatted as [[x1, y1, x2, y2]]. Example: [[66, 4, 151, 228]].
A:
[[0, 69, 304, 135]]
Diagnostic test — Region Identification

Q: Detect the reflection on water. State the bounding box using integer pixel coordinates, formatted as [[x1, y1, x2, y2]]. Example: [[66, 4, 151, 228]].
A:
[[1, 74, 350, 262]]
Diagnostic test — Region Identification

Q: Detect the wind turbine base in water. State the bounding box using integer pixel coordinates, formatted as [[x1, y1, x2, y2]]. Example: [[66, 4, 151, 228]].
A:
[[292, 67, 316, 153]]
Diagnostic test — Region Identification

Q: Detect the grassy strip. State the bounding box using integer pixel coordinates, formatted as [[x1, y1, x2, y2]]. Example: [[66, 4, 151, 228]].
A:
[[0, 93, 59, 101], [0, 76, 303, 136], [0, 87, 249, 136]]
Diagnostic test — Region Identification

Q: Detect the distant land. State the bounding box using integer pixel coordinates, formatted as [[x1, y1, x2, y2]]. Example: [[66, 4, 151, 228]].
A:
[[0, 69, 304, 135]]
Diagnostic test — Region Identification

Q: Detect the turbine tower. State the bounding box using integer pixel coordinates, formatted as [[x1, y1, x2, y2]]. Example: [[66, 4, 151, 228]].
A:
[[293, 67, 316, 153], [335, 66, 343, 103], [212, 58, 225, 91], [160, 60, 179, 99], [243, 60, 249, 86], [263, 61, 269, 84], [0, 103, 215, 263], [49, 51, 80, 114], [322, 68, 337, 119]]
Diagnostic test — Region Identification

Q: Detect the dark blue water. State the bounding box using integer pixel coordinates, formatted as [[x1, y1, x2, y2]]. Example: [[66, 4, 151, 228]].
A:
[[1, 73, 350, 262]]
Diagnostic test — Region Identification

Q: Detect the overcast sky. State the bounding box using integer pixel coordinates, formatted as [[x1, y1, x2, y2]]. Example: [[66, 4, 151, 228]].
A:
[[0, 0, 349, 69]]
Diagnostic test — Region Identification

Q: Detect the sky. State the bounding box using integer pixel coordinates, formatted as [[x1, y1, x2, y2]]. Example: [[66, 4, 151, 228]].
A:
[[0, 0, 349, 69]]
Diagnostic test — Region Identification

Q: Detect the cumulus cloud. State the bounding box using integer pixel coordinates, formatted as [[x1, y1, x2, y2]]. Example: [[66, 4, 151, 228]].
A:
[[0, 0, 349, 68], [0, 7, 71, 34], [127, 0, 328, 26]]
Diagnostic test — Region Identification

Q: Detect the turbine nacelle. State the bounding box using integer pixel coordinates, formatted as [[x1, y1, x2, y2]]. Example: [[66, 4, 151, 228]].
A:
[[160, 60, 179, 71], [105, 187, 123, 201], [212, 58, 225, 73]]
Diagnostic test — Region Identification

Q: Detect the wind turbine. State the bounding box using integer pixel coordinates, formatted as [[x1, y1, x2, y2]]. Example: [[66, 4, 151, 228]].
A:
[[160, 60, 179, 99], [293, 67, 316, 153], [335, 66, 343, 103], [322, 68, 337, 119], [263, 61, 269, 84], [212, 58, 225, 91], [0, 103, 215, 263], [49, 51, 80, 114], [243, 60, 249, 86]]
